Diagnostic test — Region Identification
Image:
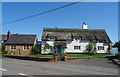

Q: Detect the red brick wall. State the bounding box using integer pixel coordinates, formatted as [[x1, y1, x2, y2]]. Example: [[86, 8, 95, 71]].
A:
[[5, 45, 33, 55]]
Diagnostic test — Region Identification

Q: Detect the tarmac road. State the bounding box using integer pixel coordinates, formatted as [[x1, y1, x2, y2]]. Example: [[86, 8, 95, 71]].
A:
[[1, 57, 119, 76]]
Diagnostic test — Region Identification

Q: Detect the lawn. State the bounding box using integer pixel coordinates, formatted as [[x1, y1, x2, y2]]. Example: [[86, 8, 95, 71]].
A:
[[26, 54, 54, 58], [24, 54, 111, 58], [67, 54, 111, 57], [2, 50, 111, 58], [27, 53, 111, 58]]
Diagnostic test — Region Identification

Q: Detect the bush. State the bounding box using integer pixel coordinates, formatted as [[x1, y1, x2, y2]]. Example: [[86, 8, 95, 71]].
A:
[[6, 51, 20, 55], [32, 46, 40, 55], [1, 45, 7, 55], [2, 45, 5, 52], [115, 52, 120, 59], [2, 51, 7, 54], [86, 43, 97, 55]]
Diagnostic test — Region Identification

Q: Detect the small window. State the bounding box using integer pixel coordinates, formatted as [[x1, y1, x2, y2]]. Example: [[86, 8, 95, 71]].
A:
[[48, 37, 55, 40], [11, 45, 16, 50], [74, 46, 81, 50], [98, 46, 104, 50], [23, 45, 29, 50], [74, 37, 79, 40], [99, 40, 104, 43]]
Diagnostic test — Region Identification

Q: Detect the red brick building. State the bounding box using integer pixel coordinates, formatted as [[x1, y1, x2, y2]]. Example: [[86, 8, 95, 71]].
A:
[[4, 31, 37, 55]]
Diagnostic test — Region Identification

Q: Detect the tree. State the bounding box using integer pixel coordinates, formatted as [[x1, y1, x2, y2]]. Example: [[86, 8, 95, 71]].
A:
[[112, 42, 119, 48], [93, 44, 97, 54], [2, 45, 5, 52], [1, 45, 7, 54], [42, 41, 51, 53], [32, 46, 40, 55], [86, 43, 97, 55]]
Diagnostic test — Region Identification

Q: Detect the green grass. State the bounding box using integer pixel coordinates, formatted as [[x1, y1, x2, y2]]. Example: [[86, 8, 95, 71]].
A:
[[2, 50, 112, 58], [67, 54, 111, 57], [25, 54, 54, 58]]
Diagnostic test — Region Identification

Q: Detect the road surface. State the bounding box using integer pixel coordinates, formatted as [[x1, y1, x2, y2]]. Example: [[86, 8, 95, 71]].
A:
[[1, 57, 119, 76]]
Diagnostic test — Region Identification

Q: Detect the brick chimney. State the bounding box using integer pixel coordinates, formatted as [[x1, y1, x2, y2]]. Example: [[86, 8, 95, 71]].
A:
[[7, 30, 11, 39], [82, 22, 88, 29]]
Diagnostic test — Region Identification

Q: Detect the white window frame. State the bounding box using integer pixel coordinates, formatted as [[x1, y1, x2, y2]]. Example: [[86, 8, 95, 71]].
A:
[[23, 45, 29, 50], [11, 45, 16, 50], [74, 46, 81, 50], [98, 46, 104, 50]]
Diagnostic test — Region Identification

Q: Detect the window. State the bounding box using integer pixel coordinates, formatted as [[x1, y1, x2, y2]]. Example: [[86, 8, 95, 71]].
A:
[[23, 45, 29, 50], [48, 37, 55, 40], [98, 46, 104, 50], [99, 40, 104, 43], [74, 46, 81, 50], [11, 45, 16, 50], [73, 37, 80, 40]]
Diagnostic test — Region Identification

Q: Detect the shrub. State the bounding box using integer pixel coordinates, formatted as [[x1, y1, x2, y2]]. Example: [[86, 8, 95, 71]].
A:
[[86, 43, 97, 55], [115, 52, 120, 59], [1, 45, 8, 55], [2, 45, 5, 52], [32, 46, 40, 55], [2, 51, 7, 54]]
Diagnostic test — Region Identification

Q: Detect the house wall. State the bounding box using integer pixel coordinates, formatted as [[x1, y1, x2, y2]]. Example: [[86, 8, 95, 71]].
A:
[[65, 40, 109, 53], [5, 45, 33, 55], [41, 40, 110, 54]]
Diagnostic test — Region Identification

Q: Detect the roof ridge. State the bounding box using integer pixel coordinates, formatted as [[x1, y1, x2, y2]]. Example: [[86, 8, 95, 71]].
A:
[[12, 34, 37, 36], [43, 28, 105, 30]]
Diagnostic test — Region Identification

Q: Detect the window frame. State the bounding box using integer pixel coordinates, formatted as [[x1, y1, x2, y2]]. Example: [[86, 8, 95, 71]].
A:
[[11, 45, 16, 50], [98, 46, 104, 50], [74, 46, 81, 50], [23, 45, 29, 50]]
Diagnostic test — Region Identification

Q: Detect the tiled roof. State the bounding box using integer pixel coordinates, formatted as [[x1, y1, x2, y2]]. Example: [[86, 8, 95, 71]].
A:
[[2, 34, 7, 41], [5, 34, 37, 45]]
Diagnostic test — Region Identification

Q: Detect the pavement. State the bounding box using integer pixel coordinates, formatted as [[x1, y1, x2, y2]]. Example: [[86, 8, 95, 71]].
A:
[[1, 57, 119, 76]]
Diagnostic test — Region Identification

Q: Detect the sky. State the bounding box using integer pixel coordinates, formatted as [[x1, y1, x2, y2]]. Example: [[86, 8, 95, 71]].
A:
[[2, 2, 118, 43]]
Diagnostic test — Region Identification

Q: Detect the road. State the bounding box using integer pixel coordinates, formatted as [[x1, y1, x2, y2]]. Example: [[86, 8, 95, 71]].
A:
[[1, 57, 119, 76]]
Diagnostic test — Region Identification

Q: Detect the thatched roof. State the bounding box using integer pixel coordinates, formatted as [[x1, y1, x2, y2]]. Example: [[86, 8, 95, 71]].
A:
[[54, 41, 66, 46], [42, 28, 111, 43]]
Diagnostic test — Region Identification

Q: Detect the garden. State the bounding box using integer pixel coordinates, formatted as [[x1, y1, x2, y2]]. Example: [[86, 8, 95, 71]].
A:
[[1, 43, 112, 58]]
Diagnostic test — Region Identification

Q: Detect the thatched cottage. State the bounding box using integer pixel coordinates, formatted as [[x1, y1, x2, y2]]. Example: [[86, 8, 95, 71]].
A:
[[41, 23, 112, 54]]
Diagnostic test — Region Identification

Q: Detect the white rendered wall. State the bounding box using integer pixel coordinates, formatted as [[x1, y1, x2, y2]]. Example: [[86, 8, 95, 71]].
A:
[[41, 40, 110, 54]]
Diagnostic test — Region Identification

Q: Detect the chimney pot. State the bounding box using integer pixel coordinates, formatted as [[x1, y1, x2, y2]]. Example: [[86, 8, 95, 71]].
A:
[[82, 22, 88, 29], [7, 30, 11, 39]]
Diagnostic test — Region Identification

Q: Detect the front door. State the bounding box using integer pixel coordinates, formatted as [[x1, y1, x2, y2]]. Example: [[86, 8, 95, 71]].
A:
[[57, 46, 62, 54]]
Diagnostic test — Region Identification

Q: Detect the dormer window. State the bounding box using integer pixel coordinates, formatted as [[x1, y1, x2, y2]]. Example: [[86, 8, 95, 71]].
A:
[[73, 37, 80, 40], [99, 40, 104, 43], [48, 37, 55, 40]]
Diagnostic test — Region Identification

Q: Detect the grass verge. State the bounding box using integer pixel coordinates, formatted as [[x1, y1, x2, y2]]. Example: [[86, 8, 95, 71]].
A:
[[67, 54, 111, 57]]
